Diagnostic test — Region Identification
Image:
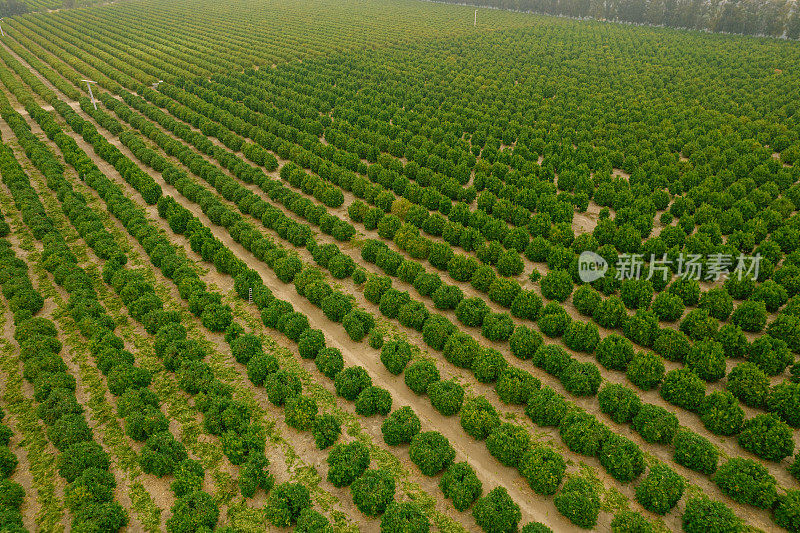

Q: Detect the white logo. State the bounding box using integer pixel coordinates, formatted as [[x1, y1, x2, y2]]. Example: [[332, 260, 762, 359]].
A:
[[578, 251, 608, 283]]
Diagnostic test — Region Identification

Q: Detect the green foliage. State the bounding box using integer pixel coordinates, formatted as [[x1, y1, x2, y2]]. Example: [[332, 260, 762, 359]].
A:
[[673, 430, 718, 475], [404, 359, 440, 395], [312, 414, 341, 450], [472, 486, 522, 533], [774, 491, 800, 533], [714, 458, 777, 509], [351, 469, 396, 516], [439, 462, 483, 511], [380, 501, 430, 533], [727, 362, 769, 409], [554, 477, 600, 529], [166, 491, 219, 533], [540, 269, 573, 302], [285, 395, 318, 431], [334, 366, 372, 401], [428, 380, 465, 416], [559, 410, 609, 457], [660, 368, 705, 411], [354, 386, 393, 416], [409, 431, 455, 476], [682, 496, 742, 533], [460, 396, 501, 440], [698, 391, 744, 436], [327, 441, 370, 487], [525, 387, 567, 427], [598, 384, 642, 424], [486, 423, 531, 468], [519, 446, 565, 496], [632, 404, 678, 445], [599, 434, 644, 483], [626, 351, 665, 390], [737, 413, 795, 462], [382, 406, 421, 446], [265, 482, 311, 527], [596, 334, 634, 371], [635, 463, 685, 515]]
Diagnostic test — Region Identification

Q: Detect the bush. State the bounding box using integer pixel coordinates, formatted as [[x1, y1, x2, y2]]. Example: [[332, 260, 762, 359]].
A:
[[443, 332, 479, 369], [673, 430, 718, 475], [748, 335, 792, 376], [632, 404, 678, 445], [731, 300, 768, 332], [651, 292, 684, 321], [599, 434, 644, 483], [471, 347, 508, 383], [497, 249, 524, 277], [620, 279, 653, 310], [636, 463, 684, 515], [610, 511, 654, 533], [559, 411, 609, 457], [298, 329, 325, 359], [540, 270, 573, 302], [343, 309, 375, 341], [767, 381, 800, 428], [57, 441, 109, 482], [380, 501, 430, 533], [486, 423, 530, 468], [285, 395, 318, 431], [365, 275, 392, 304], [596, 334, 634, 371], [381, 406, 421, 446], [421, 315, 456, 350], [660, 369, 705, 411], [315, 347, 344, 380], [716, 323, 749, 359], [405, 359, 439, 395], [714, 457, 777, 509], [428, 380, 464, 416], [496, 367, 539, 405], [554, 477, 600, 529], [727, 362, 769, 409], [432, 284, 463, 310], [626, 351, 664, 390], [472, 487, 522, 533], [573, 285, 602, 316], [239, 455, 274, 498], [511, 290, 543, 321], [264, 482, 311, 527], [265, 369, 302, 406], [653, 329, 690, 362], [593, 296, 627, 329], [439, 462, 482, 511], [775, 491, 800, 533], [334, 366, 372, 401], [296, 509, 333, 533], [668, 277, 701, 306], [519, 446, 565, 495], [140, 431, 188, 476], [685, 339, 726, 382], [455, 297, 490, 328], [679, 308, 718, 341], [698, 391, 744, 436], [509, 326, 543, 360], [351, 469, 396, 517], [562, 360, 602, 397], [312, 414, 341, 450], [409, 431, 455, 476], [563, 320, 599, 352], [459, 396, 500, 440], [481, 312, 515, 342], [699, 288, 734, 321], [246, 351, 279, 386], [682, 496, 741, 533], [598, 384, 642, 424], [737, 414, 795, 462], [165, 491, 219, 533], [525, 387, 567, 427], [380, 339, 413, 375], [326, 441, 370, 487], [355, 386, 393, 417]]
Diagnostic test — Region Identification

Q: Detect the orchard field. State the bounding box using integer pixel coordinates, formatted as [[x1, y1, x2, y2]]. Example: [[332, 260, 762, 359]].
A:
[[0, 0, 798, 531]]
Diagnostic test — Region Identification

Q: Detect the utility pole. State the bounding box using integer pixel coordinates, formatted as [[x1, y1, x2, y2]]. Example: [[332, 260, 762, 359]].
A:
[[474, 10, 477, 26], [82, 79, 98, 110], [0, 19, 5, 37]]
